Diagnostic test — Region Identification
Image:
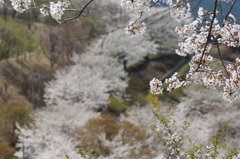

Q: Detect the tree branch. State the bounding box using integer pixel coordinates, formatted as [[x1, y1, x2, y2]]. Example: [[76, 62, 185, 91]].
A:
[[195, 0, 219, 72], [60, 0, 95, 24]]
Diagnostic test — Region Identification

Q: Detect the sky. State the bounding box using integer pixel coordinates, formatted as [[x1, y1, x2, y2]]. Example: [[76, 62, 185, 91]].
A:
[[190, 0, 240, 21], [155, 0, 240, 23]]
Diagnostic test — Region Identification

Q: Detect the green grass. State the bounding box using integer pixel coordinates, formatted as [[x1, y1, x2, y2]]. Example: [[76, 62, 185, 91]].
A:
[[108, 97, 128, 114], [128, 74, 148, 92]]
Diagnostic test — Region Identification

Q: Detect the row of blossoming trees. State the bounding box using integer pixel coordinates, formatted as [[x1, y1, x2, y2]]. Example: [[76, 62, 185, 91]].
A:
[[3, 0, 240, 158], [14, 1, 181, 158]]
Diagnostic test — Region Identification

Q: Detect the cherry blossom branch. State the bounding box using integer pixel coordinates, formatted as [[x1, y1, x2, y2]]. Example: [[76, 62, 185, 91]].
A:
[[60, 0, 95, 24], [133, 11, 144, 23], [131, 0, 161, 25], [215, 38, 230, 77], [150, 0, 161, 8], [225, 0, 238, 21], [195, 0, 218, 72]]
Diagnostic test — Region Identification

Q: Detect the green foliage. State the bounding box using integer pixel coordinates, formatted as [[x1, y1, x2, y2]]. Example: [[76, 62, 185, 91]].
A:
[[0, 105, 32, 125], [17, 9, 40, 22], [107, 96, 128, 114], [0, 105, 31, 159], [151, 104, 238, 159], [129, 92, 148, 106], [0, 18, 39, 60], [224, 148, 239, 159], [151, 105, 177, 138], [186, 139, 205, 159], [77, 147, 96, 159], [79, 14, 105, 38], [168, 87, 184, 101], [178, 64, 190, 77], [66, 147, 96, 159], [146, 92, 160, 105], [128, 74, 148, 92], [127, 73, 151, 105], [151, 105, 186, 158], [0, 105, 32, 144]]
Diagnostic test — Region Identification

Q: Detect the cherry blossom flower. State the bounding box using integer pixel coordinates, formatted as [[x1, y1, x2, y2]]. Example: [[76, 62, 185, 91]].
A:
[[50, 2, 64, 21], [11, 0, 31, 13], [59, 0, 70, 8], [233, 154, 240, 159], [149, 78, 163, 95], [40, 6, 50, 16], [125, 21, 146, 36], [121, 0, 139, 9], [170, 3, 191, 21], [165, 72, 186, 91]]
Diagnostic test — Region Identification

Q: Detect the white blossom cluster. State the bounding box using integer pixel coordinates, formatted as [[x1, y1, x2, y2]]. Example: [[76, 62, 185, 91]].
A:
[[121, 0, 191, 20], [150, 5, 240, 102], [15, 48, 128, 159], [205, 144, 216, 158], [49, 2, 64, 20], [233, 154, 240, 159], [119, 0, 239, 102], [165, 132, 183, 158], [95, 130, 152, 159], [49, 0, 70, 21], [40, 5, 50, 16], [169, 1, 191, 21], [149, 78, 163, 95], [15, 103, 100, 159], [121, 0, 191, 36], [121, 0, 151, 10], [125, 21, 146, 36], [187, 144, 218, 159], [165, 72, 187, 92], [185, 143, 218, 159], [10, 0, 31, 13], [10, 0, 70, 21]]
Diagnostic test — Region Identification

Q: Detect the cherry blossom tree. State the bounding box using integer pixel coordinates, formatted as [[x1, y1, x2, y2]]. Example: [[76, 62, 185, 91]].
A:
[[15, 37, 128, 158], [15, 5, 180, 157], [95, 30, 158, 67], [16, 21, 156, 158], [15, 102, 100, 159], [44, 47, 128, 108], [75, 114, 156, 159], [174, 86, 240, 149]]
